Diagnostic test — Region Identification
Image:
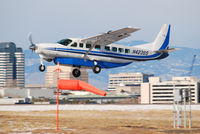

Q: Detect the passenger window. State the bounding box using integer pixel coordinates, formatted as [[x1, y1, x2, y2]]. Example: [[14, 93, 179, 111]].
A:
[[125, 49, 130, 53], [86, 44, 91, 48], [112, 47, 117, 52], [79, 43, 84, 48], [104, 46, 110, 51], [118, 48, 124, 53], [95, 45, 101, 50], [71, 42, 77, 47]]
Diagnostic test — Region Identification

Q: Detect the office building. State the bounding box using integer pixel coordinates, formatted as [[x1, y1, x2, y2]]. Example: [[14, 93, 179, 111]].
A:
[[141, 76, 200, 104], [108, 72, 153, 95], [0, 42, 24, 88], [45, 65, 88, 87]]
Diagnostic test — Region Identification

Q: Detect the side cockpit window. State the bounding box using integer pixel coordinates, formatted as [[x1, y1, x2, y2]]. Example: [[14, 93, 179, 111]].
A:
[[71, 42, 77, 47], [57, 39, 72, 46]]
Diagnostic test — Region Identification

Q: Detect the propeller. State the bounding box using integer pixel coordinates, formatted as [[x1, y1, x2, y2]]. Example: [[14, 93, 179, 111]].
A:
[[28, 33, 36, 51]]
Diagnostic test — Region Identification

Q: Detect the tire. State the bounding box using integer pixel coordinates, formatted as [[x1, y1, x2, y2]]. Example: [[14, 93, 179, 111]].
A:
[[93, 65, 101, 74], [39, 64, 45, 72], [72, 68, 81, 77]]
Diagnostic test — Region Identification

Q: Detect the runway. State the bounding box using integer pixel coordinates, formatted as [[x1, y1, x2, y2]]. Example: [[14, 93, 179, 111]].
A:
[[1, 104, 200, 111]]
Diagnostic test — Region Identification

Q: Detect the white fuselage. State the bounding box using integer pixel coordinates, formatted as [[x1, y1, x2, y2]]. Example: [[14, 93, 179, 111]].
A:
[[35, 38, 162, 66]]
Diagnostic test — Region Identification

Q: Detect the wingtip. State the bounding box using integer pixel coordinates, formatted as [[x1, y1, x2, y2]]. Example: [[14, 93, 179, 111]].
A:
[[127, 26, 141, 31]]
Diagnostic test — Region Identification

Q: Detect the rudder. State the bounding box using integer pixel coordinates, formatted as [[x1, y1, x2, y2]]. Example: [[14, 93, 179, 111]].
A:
[[153, 24, 170, 50]]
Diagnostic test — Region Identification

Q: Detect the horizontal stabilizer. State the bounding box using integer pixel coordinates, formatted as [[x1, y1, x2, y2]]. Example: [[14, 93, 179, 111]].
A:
[[154, 48, 180, 53]]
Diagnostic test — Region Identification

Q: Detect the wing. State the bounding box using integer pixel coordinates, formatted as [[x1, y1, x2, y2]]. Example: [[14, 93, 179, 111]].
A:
[[81, 27, 140, 61], [81, 27, 140, 46]]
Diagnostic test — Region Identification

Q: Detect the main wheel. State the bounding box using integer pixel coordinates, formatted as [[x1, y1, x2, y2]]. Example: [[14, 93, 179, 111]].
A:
[[92, 65, 101, 74], [72, 68, 81, 77], [39, 64, 45, 72]]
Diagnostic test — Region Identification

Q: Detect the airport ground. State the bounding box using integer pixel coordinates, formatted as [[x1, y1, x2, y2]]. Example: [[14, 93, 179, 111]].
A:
[[0, 105, 200, 134]]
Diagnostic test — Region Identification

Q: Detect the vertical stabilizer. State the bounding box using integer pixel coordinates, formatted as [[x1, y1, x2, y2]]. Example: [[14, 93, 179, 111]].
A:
[[153, 24, 170, 50]]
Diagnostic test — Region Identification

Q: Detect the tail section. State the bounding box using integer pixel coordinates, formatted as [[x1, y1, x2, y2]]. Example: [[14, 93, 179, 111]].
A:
[[153, 24, 170, 50]]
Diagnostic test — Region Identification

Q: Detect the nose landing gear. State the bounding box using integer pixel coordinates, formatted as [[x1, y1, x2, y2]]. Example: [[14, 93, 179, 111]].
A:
[[39, 57, 45, 72], [39, 64, 46, 72]]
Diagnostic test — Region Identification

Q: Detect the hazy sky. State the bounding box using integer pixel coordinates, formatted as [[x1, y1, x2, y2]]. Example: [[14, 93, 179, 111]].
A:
[[0, 0, 199, 49]]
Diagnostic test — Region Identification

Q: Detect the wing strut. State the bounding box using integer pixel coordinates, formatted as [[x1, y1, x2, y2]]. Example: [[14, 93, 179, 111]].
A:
[[83, 40, 99, 61]]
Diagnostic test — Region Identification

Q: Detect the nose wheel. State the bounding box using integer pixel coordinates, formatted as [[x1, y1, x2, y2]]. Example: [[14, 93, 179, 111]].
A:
[[39, 64, 46, 72], [93, 65, 101, 74], [39, 57, 46, 72], [72, 68, 81, 77]]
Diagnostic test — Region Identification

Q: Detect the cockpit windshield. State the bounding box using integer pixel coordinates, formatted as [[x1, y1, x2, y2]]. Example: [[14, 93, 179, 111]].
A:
[[57, 39, 72, 46]]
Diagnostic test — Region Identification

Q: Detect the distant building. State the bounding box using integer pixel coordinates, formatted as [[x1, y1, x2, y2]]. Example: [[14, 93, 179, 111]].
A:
[[108, 72, 153, 95], [0, 98, 30, 104], [0, 88, 54, 99], [0, 42, 24, 88], [45, 65, 88, 88], [141, 76, 200, 104]]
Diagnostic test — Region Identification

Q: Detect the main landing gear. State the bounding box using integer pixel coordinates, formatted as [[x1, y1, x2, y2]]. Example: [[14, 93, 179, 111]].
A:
[[92, 60, 101, 74], [72, 68, 81, 77], [72, 65, 102, 78], [92, 65, 101, 74]]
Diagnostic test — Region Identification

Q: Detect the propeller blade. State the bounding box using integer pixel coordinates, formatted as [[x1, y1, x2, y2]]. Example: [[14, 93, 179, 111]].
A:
[[28, 32, 36, 51], [28, 32, 33, 45]]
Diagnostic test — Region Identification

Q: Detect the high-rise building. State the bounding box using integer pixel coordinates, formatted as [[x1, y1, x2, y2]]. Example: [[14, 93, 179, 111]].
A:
[[108, 72, 153, 94], [45, 65, 88, 88], [0, 42, 25, 88]]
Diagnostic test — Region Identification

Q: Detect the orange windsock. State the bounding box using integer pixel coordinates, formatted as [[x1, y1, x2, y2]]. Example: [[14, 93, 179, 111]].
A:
[[58, 80, 81, 90], [79, 80, 106, 96], [58, 79, 106, 96]]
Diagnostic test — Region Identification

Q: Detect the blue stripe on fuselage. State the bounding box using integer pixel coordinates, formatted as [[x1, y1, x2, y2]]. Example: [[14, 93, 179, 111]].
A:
[[47, 47, 161, 61]]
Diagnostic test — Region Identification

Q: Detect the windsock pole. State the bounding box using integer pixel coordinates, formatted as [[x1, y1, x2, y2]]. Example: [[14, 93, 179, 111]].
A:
[[56, 62, 60, 131], [57, 88, 59, 131]]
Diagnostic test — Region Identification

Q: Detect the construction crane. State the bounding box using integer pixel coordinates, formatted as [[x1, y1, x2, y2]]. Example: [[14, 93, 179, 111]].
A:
[[187, 55, 196, 76]]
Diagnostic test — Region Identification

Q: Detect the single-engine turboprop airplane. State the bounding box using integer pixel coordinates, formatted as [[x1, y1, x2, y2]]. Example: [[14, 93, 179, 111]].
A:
[[29, 24, 176, 77]]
